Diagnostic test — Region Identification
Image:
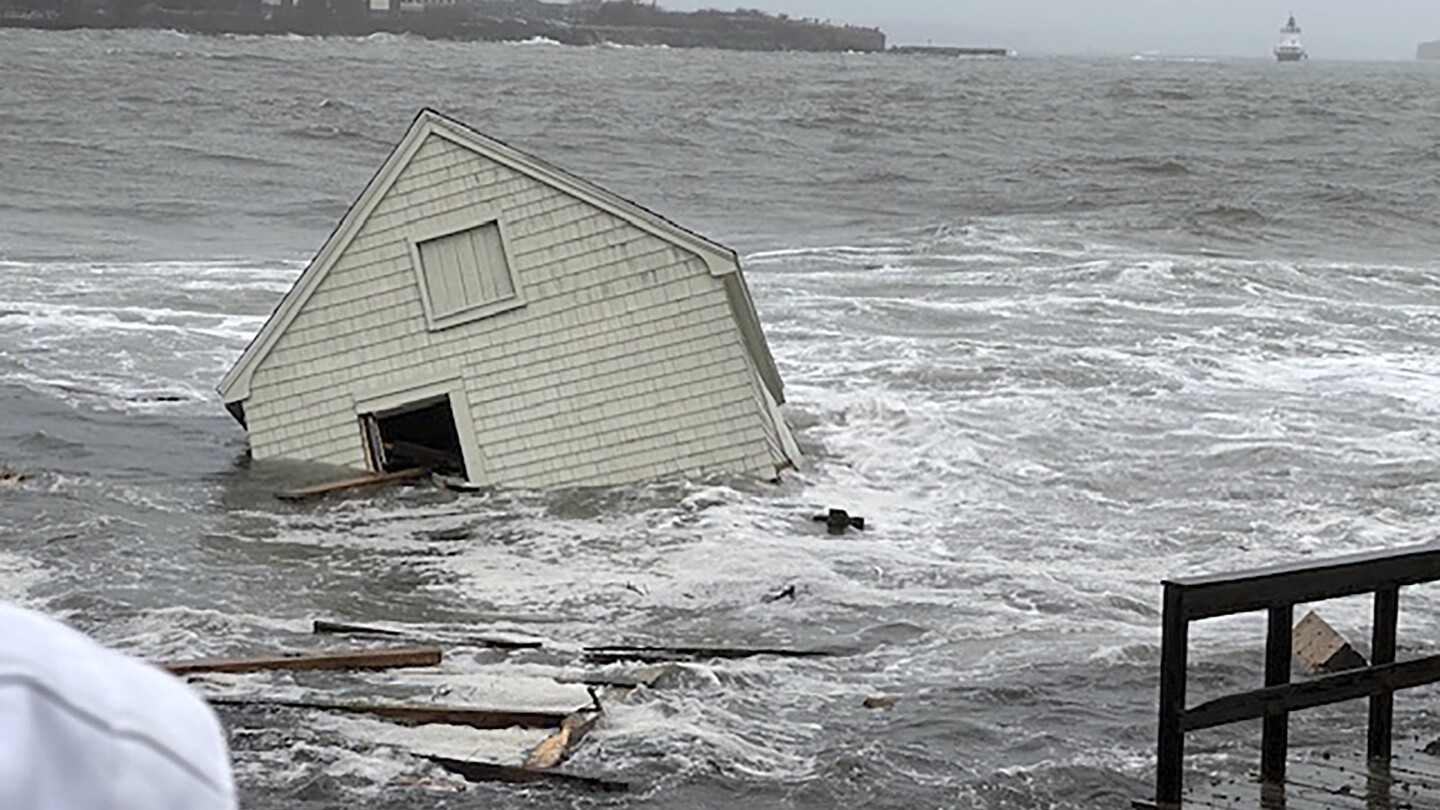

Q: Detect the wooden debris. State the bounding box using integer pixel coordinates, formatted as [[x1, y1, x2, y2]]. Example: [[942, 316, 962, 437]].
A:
[[524, 719, 581, 769], [0, 467, 25, 486], [583, 644, 832, 665], [527, 666, 677, 769], [159, 645, 442, 675], [524, 686, 616, 769], [312, 619, 543, 650], [311, 619, 403, 637], [862, 696, 898, 710], [1294, 610, 1368, 674], [275, 467, 426, 501], [206, 696, 565, 729], [427, 756, 627, 792]]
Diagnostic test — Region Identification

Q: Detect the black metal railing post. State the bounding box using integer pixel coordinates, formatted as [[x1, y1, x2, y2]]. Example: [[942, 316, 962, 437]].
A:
[[1368, 586, 1399, 764], [1261, 605, 1293, 784], [1156, 583, 1188, 808]]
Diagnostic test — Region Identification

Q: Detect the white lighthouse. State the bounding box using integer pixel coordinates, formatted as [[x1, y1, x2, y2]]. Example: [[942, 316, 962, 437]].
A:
[[1275, 14, 1306, 62]]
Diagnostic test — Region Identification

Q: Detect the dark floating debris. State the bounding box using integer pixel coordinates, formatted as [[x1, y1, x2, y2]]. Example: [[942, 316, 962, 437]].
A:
[[312, 619, 403, 637], [862, 696, 898, 710], [159, 645, 442, 675], [420, 526, 473, 542], [312, 619, 543, 650], [207, 696, 566, 730], [813, 508, 865, 535], [426, 756, 628, 793], [762, 584, 797, 603], [582, 644, 833, 665], [275, 467, 427, 501]]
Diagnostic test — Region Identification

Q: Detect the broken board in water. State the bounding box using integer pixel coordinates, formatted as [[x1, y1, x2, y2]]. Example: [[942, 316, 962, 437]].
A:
[[275, 468, 427, 501], [160, 645, 441, 674]]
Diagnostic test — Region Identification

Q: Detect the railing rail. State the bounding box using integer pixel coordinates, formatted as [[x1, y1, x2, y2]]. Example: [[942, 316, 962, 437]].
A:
[[1152, 543, 1440, 808]]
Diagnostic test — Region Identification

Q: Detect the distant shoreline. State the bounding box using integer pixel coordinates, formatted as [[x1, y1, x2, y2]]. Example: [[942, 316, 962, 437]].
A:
[[0, 1, 887, 53]]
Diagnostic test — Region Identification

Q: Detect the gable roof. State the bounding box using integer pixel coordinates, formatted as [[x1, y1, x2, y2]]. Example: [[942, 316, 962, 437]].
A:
[[217, 108, 785, 409]]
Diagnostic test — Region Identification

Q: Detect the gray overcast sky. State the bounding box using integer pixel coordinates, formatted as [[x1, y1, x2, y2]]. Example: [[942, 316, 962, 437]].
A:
[[661, 1, 1440, 59]]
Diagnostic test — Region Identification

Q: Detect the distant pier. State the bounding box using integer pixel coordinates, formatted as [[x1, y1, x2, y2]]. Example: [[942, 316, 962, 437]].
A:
[[890, 45, 1010, 57]]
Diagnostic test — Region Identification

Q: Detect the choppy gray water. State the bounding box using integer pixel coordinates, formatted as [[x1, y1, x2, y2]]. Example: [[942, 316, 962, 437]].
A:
[[5, 28, 1440, 808]]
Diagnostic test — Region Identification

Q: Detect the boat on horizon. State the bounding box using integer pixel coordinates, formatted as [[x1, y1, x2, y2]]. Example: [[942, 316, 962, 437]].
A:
[[1275, 14, 1307, 62]]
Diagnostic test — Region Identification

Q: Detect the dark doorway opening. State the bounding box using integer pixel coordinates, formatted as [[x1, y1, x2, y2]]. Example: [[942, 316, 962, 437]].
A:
[[361, 395, 465, 476]]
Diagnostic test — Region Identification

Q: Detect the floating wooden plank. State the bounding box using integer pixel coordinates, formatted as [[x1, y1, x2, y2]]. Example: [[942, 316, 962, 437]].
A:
[[525, 666, 680, 769], [583, 644, 833, 664], [524, 687, 623, 769], [206, 696, 564, 729], [312, 619, 543, 650], [275, 467, 426, 501], [426, 756, 627, 793], [160, 645, 442, 675], [311, 619, 403, 637]]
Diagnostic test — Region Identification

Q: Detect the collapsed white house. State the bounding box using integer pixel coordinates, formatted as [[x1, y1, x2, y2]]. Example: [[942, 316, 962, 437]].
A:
[[218, 109, 799, 488]]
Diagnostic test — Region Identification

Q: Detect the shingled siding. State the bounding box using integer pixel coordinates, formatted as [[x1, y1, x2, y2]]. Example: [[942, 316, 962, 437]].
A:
[[243, 131, 782, 487]]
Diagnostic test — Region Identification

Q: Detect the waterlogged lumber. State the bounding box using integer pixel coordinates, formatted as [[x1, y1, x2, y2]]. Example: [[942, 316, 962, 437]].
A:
[[206, 696, 564, 729], [583, 643, 833, 664], [160, 645, 442, 675], [526, 667, 677, 769], [312, 619, 402, 636], [312, 619, 544, 650], [426, 756, 627, 793], [275, 467, 426, 501], [525, 687, 627, 769]]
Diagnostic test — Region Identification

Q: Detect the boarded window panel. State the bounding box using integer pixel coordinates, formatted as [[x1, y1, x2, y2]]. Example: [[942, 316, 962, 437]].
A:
[[427, 236, 459, 316], [464, 227, 494, 303], [438, 234, 468, 312], [455, 228, 484, 306], [469, 224, 515, 301], [417, 221, 514, 321]]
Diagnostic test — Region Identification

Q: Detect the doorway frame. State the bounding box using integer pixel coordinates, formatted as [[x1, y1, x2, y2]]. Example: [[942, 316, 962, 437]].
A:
[[352, 374, 485, 483]]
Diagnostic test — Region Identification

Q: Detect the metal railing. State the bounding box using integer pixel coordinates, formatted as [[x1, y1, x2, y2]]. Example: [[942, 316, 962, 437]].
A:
[[1149, 543, 1440, 808]]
